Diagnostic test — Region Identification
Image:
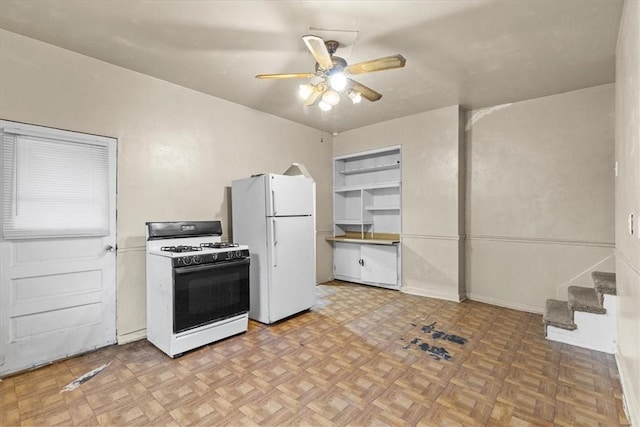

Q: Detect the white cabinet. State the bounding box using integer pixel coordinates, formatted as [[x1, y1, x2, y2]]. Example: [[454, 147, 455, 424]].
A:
[[328, 146, 402, 289], [333, 242, 361, 281], [361, 245, 398, 285], [333, 242, 399, 288]]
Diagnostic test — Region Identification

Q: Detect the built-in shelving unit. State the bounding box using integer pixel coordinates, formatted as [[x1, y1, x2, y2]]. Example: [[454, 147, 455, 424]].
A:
[[328, 146, 402, 289]]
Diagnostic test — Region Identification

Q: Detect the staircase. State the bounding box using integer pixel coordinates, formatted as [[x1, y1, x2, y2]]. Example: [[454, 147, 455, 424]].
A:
[[543, 271, 617, 353]]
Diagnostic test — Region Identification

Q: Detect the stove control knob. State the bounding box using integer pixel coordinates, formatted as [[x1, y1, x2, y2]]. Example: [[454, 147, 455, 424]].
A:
[[193, 255, 201, 264], [211, 253, 218, 261], [182, 257, 192, 265], [226, 251, 234, 260]]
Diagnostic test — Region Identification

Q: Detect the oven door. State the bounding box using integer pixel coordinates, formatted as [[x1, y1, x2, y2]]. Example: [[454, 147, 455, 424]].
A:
[[173, 258, 249, 333]]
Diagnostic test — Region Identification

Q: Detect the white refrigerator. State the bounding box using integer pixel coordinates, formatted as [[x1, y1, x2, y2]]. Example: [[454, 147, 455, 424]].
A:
[[231, 173, 316, 324]]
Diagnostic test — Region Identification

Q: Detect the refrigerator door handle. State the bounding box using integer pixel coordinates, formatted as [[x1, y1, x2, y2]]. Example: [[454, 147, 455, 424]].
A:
[[272, 218, 278, 267], [271, 190, 276, 216]]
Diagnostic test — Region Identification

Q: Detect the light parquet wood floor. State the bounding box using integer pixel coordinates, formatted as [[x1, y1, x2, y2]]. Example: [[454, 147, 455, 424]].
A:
[[0, 281, 630, 426]]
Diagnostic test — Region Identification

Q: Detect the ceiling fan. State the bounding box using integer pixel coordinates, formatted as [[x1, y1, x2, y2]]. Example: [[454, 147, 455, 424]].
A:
[[255, 35, 406, 111]]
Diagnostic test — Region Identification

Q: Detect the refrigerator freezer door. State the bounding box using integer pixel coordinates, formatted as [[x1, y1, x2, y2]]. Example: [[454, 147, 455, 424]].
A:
[[266, 174, 313, 217], [266, 216, 316, 322]]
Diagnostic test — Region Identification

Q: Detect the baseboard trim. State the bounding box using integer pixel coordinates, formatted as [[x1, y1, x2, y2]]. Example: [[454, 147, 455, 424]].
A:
[[616, 346, 640, 427], [466, 292, 543, 314], [401, 286, 465, 302], [117, 329, 146, 345]]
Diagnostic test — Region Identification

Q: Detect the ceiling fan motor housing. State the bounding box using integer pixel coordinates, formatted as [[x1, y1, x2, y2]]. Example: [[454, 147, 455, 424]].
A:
[[316, 56, 347, 74]]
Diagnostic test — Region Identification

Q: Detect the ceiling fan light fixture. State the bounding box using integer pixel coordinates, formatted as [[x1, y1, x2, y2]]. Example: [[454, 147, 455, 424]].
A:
[[329, 72, 347, 91], [348, 90, 362, 104], [322, 90, 341, 106], [318, 100, 332, 111], [298, 84, 314, 99]]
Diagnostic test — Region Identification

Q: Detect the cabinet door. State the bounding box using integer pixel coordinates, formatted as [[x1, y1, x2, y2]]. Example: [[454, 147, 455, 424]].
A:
[[334, 242, 361, 281], [361, 245, 398, 285]]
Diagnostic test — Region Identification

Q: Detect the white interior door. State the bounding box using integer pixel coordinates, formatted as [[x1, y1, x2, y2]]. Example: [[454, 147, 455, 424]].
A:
[[0, 121, 117, 376], [266, 216, 315, 322]]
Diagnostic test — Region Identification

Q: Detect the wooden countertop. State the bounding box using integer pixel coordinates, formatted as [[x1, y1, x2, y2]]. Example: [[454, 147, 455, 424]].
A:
[[325, 233, 400, 245]]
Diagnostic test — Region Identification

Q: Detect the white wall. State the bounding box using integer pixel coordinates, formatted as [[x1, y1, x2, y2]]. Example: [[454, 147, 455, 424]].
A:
[[614, 1, 640, 424], [0, 30, 334, 343], [335, 105, 466, 301], [465, 84, 615, 313]]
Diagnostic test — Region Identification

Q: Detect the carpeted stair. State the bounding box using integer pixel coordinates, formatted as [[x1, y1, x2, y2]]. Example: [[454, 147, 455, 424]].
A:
[[592, 271, 617, 295], [543, 271, 617, 353], [543, 299, 577, 330]]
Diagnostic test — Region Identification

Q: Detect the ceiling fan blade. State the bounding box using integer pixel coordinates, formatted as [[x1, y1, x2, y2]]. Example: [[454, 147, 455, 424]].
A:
[[302, 35, 334, 71], [346, 54, 406, 75], [303, 84, 326, 107], [255, 73, 316, 79], [348, 79, 382, 102]]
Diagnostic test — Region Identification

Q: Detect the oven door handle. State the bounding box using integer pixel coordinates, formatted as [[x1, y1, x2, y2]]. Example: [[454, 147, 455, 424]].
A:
[[272, 218, 278, 268], [174, 259, 249, 275]]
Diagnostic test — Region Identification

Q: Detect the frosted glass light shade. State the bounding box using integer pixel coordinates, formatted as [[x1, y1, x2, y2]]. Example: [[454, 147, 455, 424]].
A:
[[318, 100, 332, 111], [322, 90, 340, 106], [298, 84, 313, 99]]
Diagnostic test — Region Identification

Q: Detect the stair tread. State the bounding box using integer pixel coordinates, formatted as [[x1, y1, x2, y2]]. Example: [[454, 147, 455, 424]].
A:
[[592, 271, 616, 296], [568, 286, 606, 314], [543, 299, 576, 330]]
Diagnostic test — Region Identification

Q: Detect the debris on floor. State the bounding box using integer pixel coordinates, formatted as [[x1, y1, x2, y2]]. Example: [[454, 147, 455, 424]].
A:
[[59, 361, 111, 393], [420, 322, 468, 345], [402, 338, 452, 361], [403, 321, 468, 361]]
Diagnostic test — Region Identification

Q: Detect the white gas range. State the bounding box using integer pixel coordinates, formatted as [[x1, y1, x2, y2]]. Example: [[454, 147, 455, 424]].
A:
[[145, 221, 250, 357]]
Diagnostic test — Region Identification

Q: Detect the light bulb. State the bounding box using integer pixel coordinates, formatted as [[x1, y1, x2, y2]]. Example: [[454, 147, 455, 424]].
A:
[[318, 100, 332, 111], [348, 90, 362, 104], [322, 90, 340, 106], [298, 84, 313, 99], [329, 73, 347, 91]]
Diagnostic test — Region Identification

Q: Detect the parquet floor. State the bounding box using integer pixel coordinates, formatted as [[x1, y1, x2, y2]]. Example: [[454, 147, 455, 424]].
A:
[[0, 281, 630, 426]]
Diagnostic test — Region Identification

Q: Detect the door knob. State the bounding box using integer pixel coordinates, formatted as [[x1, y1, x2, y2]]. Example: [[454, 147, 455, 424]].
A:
[[105, 245, 115, 253]]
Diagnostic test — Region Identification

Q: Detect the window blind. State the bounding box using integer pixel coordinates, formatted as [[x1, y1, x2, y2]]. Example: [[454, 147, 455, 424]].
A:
[[1, 131, 110, 239]]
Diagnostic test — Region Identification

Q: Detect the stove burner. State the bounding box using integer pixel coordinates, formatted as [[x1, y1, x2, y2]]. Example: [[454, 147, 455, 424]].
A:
[[200, 242, 240, 249], [160, 245, 203, 253]]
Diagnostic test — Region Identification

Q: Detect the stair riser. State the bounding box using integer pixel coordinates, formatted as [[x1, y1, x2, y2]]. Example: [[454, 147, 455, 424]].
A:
[[545, 294, 617, 353]]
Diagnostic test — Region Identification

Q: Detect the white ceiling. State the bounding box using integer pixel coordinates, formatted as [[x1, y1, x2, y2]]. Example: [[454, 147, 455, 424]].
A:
[[0, 0, 624, 133]]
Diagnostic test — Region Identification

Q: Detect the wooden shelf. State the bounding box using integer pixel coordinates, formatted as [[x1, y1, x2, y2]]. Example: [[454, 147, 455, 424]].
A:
[[365, 205, 400, 211], [338, 162, 400, 175], [334, 181, 401, 193]]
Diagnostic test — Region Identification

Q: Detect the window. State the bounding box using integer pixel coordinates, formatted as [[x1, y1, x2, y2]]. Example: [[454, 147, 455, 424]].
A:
[[1, 124, 110, 239]]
